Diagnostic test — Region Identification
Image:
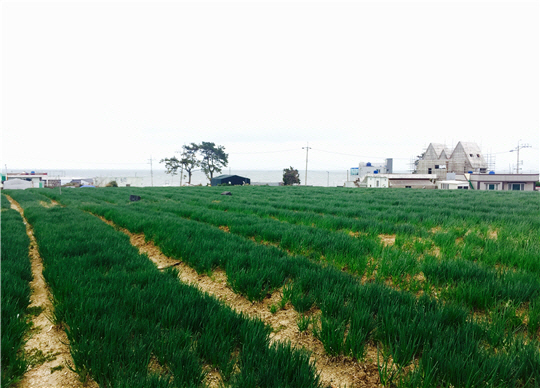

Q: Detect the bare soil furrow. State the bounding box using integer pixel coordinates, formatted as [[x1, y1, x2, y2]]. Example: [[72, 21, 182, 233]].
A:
[[6, 195, 97, 388], [96, 214, 383, 388]]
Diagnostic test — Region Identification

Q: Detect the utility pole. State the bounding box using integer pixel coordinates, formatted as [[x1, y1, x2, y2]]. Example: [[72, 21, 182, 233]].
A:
[[302, 143, 311, 186], [327, 171, 329, 187], [148, 156, 155, 186], [510, 140, 531, 174]]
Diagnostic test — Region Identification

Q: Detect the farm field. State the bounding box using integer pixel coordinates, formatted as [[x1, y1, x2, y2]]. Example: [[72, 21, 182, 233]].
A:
[[1, 194, 32, 387], [3, 186, 540, 388]]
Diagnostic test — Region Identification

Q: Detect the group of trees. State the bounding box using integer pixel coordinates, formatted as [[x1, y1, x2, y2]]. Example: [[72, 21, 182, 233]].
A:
[[163, 145, 302, 186], [161, 142, 228, 184]]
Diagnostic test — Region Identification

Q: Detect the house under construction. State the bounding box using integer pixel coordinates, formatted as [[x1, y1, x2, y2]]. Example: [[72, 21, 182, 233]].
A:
[[416, 142, 488, 179]]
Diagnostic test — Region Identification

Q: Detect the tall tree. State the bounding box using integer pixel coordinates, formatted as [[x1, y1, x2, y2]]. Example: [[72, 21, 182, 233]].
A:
[[160, 143, 200, 185], [282, 166, 300, 185], [199, 142, 228, 181], [179, 143, 199, 185], [160, 156, 181, 181]]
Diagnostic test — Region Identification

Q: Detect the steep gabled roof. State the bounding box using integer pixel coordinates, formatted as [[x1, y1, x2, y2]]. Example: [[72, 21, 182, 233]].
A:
[[451, 142, 487, 169], [438, 148, 451, 160], [424, 143, 451, 160]]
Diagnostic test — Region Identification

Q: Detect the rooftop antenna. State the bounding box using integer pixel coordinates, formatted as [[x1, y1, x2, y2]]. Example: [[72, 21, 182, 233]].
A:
[[302, 143, 311, 186]]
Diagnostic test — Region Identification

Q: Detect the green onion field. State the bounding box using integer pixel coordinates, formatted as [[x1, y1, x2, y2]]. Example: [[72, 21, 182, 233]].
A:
[[2, 186, 539, 387]]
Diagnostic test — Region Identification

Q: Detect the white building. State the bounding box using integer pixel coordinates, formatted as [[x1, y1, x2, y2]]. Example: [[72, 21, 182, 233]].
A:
[[364, 174, 388, 188], [435, 173, 538, 191], [437, 180, 471, 190], [93, 176, 144, 187], [3, 178, 33, 190], [468, 173, 538, 191], [5, 172, 48, 188], [345, 173, 389, 188], [351, 158, 393, 180]]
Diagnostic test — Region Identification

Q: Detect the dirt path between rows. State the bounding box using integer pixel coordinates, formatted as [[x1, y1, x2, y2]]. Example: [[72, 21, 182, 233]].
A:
[[6, 196, 97, 388], [97, 215, 383, 388]]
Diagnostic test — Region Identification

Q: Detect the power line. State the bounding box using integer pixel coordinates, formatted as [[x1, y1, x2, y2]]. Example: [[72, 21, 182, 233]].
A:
[[310, 148, 410, 160], [230, 148, 299, 155], [231, 147, 412, 160], [510, 140, 532, 174]]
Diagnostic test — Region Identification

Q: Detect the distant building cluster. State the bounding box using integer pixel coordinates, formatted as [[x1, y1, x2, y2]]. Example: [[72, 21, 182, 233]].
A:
[[1, 172, 143, 189], [346, 142, 538, 191], [1, 172, 61, 189]]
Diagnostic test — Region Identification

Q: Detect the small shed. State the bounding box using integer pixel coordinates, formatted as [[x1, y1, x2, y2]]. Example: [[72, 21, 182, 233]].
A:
[[211, 175, 250, 187]]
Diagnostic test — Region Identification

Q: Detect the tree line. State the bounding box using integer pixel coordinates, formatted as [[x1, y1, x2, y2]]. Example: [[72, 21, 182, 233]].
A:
[[161, 142, 228, 184], [162, 143, 302, 186]]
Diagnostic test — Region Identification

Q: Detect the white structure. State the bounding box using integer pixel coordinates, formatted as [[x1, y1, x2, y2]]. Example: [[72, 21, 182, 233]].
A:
[[93, 176, 144, 187], [5, 172, 48, 188], [3, 178, 33, 190], [351, 158, 393, 180], [382, 174, 437, 189], [345, 173, 389, 188], [359, 174, 389, 188], [345, 173, 437, 189], [437, 180, 471, 190]]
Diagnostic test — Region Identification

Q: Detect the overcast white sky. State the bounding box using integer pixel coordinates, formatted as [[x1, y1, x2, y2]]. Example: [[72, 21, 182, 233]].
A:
[[2, 0, 539, 173]]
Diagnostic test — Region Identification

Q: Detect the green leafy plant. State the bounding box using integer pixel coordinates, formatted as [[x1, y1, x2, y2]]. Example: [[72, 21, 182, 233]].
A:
[[296, 314, 311, 332], [269, 304, 279, 314]]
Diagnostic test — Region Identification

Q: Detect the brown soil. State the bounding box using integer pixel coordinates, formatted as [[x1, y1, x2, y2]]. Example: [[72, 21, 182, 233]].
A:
[[5, 195, 97, 388], [348, 231, 367, 238], [96, 215, 383, 388], [218, 225, 230, 233], [378, 234, 396, 247], [429, 246, 441, 258]]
